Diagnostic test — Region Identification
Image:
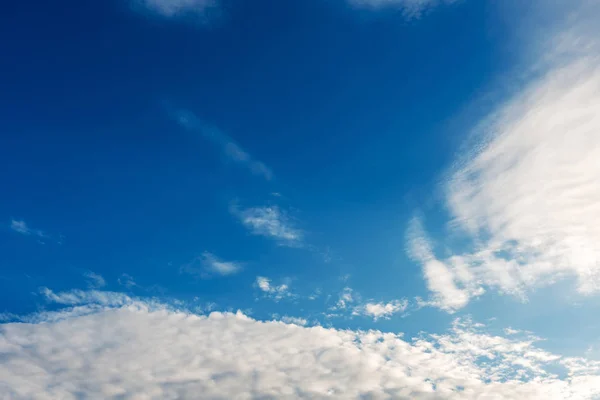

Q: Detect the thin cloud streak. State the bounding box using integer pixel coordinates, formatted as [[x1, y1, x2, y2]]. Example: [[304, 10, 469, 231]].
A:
[[231, 204, 303, 247], [175, 110, 273, 180]]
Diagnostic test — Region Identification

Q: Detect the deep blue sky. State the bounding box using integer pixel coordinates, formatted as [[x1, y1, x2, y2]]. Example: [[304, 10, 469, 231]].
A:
[[5, 0, 593, 353]]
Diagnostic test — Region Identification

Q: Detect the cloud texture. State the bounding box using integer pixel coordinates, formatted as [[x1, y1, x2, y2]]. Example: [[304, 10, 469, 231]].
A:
[[1, 303, 600, 399]]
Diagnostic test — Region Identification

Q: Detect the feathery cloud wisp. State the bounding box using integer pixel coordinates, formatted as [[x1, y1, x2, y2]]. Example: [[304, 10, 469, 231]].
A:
[[180, 252, 242, 278], [175, 110, 273, 180], [231, 205, 303, 247], [408, 2, 600, 311]]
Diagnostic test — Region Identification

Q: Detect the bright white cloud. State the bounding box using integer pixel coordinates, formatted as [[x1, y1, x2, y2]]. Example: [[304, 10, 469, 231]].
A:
[[255, 276, 292, 301], [83, 271, 106, 289], [409, 2, 600, 311], [180, 251, 242, 278], [136, 0, 216, 18], [1, 302, 600, 399], [176, 110, 273, 180], [354, 299, 409, 321], [232, 205, 303, 247]]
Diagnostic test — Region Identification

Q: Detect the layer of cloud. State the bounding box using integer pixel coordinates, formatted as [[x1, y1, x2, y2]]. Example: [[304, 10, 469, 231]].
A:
[[409, 2, 600, 311], [231, 204, 303, 247], [255, 276, 292, 301], [175, 110, 273, 180], [2, 302, 600, 399], [353, 299, 409, 321]]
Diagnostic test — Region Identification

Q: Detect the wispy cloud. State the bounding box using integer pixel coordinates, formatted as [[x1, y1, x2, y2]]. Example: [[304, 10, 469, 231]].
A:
[[348, 0, 455, 18], [353, 299, 408, 321], [83, 271, 106, 289], [231, 205, 303, 247], [255, 276, 292, 301], [175, 110, 273, 180], [135, 0, 217, 19], [181, 252, 243, 278], [118, 273, 137, 289], [10, 219, 46, 238], [408, 2, 600, 311], [2, 301, 600, 398]]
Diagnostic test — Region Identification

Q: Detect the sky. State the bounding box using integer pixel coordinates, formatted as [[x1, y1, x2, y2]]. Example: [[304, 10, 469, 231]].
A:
[[1, 0, 600, 398]]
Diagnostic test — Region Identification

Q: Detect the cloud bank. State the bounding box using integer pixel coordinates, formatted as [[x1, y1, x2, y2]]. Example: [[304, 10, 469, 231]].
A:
[[2, 303, 600, 399]]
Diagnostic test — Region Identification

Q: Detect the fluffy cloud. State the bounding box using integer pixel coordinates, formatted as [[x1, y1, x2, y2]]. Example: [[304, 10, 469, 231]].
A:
[[232, 205, 303, 247], [180, 252, 242, 278], [1, 302, 600, 399], [255, 276, 292, 301], [408, 2, 600, 311], [175, 110, 273, 180], [354, 299, 409, 321]]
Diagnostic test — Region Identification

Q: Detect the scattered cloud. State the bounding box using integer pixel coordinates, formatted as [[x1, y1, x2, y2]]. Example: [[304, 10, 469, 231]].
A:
[[83, 271, 106, 289], [353, 299, 409, 321], [118, 273, 137, 289], [231, 205, 303, 247], [180, 251, 243, 278], [175, 110, 273, 180], [255, 276, 292, 301], [2, 302, 600, 399]]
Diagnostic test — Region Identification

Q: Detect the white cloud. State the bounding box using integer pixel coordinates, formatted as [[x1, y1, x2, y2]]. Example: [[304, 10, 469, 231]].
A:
[[334, 286, 355, 310], [180, 251, 242, 278], [354, 299, 409, 321], [83, 271, 106, 289], [280, 316, 308, 326], [40, 287, 132, 307], [176, 110, 273, 180], [10, 219, 46, 238], [348, 0, 453, 18], [1, 302, 600, 399], [232, 205, 303, 247], [409, 2, 600, 311], [118, 273, 137, 289], [136, 0, 216, 18], [255, 276, 292, 301]]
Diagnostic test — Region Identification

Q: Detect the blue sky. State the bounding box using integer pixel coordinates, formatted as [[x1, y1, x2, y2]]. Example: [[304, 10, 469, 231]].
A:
[[2, 0, 600, 398]]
